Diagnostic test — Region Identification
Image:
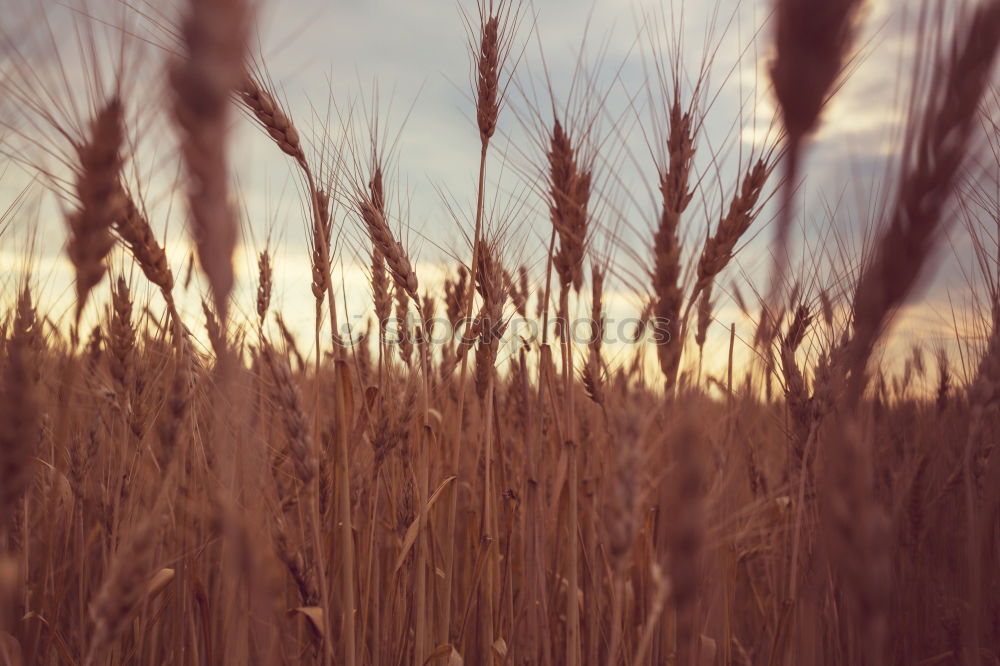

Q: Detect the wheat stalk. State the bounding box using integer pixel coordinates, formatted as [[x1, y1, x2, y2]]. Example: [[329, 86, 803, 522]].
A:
[[847, 0, 1000, 399], [0, 288, 40, 536], [67, 98, 125, 323], [83, 517, 158, 666], [652, 98, 695, 391], [769, 0, 863, 298], [170, 0, 250, 321]]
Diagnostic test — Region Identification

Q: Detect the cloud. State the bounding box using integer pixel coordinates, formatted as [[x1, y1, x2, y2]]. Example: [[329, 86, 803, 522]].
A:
[[1, 0, 995, 380]]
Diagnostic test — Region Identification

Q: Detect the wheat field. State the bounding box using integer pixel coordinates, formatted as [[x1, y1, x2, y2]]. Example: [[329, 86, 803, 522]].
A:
[[0, 0, 999, 665]]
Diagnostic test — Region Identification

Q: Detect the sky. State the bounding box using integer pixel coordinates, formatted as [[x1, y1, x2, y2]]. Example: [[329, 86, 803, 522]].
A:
[[0, 0, 997, 387]]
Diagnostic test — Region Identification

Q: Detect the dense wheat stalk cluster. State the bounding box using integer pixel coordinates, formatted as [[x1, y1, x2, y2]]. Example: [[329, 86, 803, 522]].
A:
[[1, 0, 999, 664]]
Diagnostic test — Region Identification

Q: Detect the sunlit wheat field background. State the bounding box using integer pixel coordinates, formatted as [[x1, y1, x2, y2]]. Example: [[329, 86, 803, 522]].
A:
[[0, 0, 998, 664]]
